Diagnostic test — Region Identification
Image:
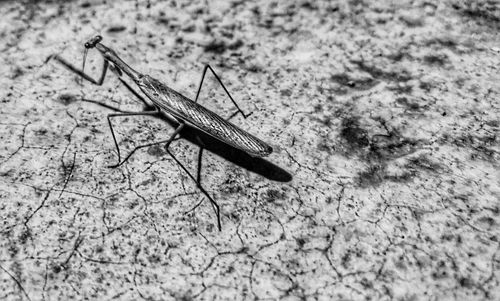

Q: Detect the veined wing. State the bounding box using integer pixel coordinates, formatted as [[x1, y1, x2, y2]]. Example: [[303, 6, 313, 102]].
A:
[[138, 75, 273, 157]]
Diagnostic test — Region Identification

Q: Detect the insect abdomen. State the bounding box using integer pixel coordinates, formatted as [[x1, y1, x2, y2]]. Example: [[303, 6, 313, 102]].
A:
[[139, 76, 273, 157]]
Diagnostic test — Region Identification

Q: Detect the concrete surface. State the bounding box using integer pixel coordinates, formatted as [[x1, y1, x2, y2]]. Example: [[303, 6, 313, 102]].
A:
[[1, 0, 499, 300]]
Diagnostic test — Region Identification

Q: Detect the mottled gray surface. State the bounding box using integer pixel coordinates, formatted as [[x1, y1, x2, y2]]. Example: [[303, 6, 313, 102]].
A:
[[1, 0, 499, 300]]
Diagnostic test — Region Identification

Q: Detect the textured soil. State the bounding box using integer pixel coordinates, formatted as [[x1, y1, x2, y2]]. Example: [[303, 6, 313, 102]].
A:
[[1, 0, 499, 300]]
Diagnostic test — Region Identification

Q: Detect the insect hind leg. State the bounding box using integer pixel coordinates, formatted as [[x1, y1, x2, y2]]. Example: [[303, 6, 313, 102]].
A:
[[194, 64, 253, 120], [166, 146, 222, 231]]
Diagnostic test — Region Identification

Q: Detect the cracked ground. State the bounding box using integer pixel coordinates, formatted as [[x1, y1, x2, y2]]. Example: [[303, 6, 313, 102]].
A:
[[1, 0, 499, 300]]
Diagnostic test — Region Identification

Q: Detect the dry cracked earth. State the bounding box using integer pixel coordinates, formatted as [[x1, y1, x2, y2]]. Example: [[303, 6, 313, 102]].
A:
[[1, 0, 499, 300]]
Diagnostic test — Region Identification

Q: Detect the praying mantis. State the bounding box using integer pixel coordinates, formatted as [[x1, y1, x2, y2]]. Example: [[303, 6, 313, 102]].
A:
[[47, 35, 273, 230]]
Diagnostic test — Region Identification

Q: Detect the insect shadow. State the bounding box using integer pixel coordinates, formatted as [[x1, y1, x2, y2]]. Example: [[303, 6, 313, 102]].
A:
[[163, 116, 293, 183]]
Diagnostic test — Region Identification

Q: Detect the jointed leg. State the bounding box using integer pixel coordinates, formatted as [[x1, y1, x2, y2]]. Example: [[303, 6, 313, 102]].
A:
[[166, 147, 221, 231], [226, 110, 241, 121], [194, 64, 253, 119], [81, 98, 128, 113], [184, 147, 205, 215], [109, 122, 185, 168], [106, 110, 160, 167], [48, 53, 152, 109], [46, 54, 109, 85]]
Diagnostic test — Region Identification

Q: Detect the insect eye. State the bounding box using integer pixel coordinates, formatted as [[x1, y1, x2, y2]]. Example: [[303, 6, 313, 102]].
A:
[[84, 42, 91, 49]]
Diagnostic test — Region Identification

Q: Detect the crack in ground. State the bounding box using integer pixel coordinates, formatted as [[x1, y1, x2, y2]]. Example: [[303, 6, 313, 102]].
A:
[[0, 263, 32, 301], [0, 122, 30, 168]]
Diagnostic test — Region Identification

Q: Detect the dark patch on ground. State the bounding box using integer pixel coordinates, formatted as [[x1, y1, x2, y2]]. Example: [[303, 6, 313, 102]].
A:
[[330, 73, 378, 92], [383, 169, 415, 183], [310, 110, 334, 129], [202, 38, 244, 53], [262, 188, 287, 203], [337, 116, 431, 187], [220, 174, 245, 195], [369, 131, 422, 161], [419, 80, 434, 92], [471, 145, 498, 162], [425, 37, 458, 50], [107, 25, 127, 33], [56, 93, 79, 105], [388, 83, 414, 94], [280, 89, 292, 97], [442, 132, 499, 163], [228, 39, 244, 50], [157, 15, 169, 26], [386, 50, 410, 62], [330, 73, 352, 87], [485, 120, 499, 128], [352, 61, 412, 83], [400, 14, 424, 27], [423, 53, 449, 66], [453, 2, 500, 29], [405, 154, 443, 173], [396, 97, 424, 111], [204, 40, 227, 54], [340, 117, 370, 150], [10, 66, 24, 79], [34, 128, 48, 136], [147, 145, 165, 157], [317, 139, 335, 155], [295, 237, 307, 249], [300, 2, 317, 10], [476, 216, 496, 228], [357, 164, 386, 187]]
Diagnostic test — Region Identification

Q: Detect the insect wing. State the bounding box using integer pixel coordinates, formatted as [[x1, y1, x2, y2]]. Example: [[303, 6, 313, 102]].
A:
[[139, 76, 273, 157]]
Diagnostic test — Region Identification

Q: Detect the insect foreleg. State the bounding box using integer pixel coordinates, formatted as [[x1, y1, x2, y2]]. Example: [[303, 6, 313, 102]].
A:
[[47, 54, 109, 85]]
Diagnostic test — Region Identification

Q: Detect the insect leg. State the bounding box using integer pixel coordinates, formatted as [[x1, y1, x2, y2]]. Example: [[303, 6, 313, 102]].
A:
[[183, 146, 206, 215], [108, 120, 185, 168], [195, 64, 253, 120], [106, 110, 159, 167], [46, 54, 109, 85], [166, 146, 222, 231], [80, 98, 128, 113]]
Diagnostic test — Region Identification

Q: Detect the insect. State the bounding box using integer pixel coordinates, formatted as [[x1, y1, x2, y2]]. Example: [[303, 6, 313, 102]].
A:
[[47, 35, 273, 230]]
